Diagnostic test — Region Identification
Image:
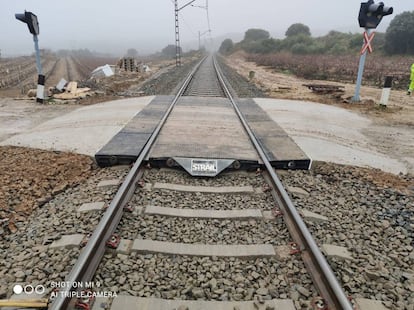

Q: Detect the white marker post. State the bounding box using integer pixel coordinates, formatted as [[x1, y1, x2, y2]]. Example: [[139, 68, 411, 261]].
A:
[[380, 76, 392, 106]]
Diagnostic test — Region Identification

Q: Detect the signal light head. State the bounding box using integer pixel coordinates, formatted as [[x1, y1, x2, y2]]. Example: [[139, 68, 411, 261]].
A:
[[358, 1, 393, 29], [15, 13, 26, 23], [15, 11, 39, 35], [368, 2, 384, 15], [382, 6, 393, 16]]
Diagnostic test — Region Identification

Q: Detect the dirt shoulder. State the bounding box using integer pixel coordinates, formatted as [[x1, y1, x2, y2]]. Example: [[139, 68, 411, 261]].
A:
[[224, 51, 414, 176], [225, 51, 414, 127]]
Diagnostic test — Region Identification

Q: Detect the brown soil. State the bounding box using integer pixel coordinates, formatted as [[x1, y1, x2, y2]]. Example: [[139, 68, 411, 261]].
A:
[[0, 146, 94, 233], [225, 51, 414, 127]]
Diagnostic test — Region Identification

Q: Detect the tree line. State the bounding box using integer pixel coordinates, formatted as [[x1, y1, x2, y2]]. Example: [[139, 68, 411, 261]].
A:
[[219, 11, 414, 56]]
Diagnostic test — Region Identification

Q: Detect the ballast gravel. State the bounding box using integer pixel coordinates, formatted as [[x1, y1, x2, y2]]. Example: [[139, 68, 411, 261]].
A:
[[277, 161, 414, 309], [129, 190, 275, 211], [93, 168, 317, 309], [0, 160, 412, 309], [95, 253, 315, 308], [117, 215, 289, 245], [0, 164, 130, 298]]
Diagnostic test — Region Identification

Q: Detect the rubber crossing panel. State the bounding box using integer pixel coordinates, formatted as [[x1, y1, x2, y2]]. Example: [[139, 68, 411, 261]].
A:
[[237, 98, 311, 170], [148, 97, 259, 162], [95, 96, 173, 167]]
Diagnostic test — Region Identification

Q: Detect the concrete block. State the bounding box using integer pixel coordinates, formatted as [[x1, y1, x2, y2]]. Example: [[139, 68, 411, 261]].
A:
[[143, 183, 153, 191], [49, 234, 84, 249], [262, 210, 274, 220], [78, 201, 106, 212], [321, 244, 352, 261], [131, 239, 276, 258], [97, 179, 120, 188], [132, 206, 144, 216], [254, 187, 264, 194], [145, 205, 263, 219], [116, 239, 133, 255], [300, 209, 329, 223], [274, 245, 292, 260], [355, 298, 387, 310], [111, 296, 295, 310], [153, 182, 255, 194], [91, 297, 110, 310], [287, 186, 310, 197]]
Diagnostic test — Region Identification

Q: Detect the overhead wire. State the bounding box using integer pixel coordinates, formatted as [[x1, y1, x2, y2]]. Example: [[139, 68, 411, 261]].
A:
[[180, 13, 199, 39], [206, 0, 213, 42], [190, 0, 212, 47]]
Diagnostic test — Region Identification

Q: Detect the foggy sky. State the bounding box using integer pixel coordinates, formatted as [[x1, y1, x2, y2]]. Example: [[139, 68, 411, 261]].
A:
[[0, 0, 412, 57]]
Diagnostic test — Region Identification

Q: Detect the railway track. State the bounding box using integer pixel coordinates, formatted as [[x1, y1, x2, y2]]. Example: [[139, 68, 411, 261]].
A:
[[51, 55, 353, 310]]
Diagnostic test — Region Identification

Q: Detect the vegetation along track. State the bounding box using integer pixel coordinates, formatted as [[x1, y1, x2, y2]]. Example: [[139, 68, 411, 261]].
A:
[[50, 55, 353, 310]]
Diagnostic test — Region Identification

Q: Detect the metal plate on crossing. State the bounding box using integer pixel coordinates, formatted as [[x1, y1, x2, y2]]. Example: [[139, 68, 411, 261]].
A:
[[173, 157, 235, 177]]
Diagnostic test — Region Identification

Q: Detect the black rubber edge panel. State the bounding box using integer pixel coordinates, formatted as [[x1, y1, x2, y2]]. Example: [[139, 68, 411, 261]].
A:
[[236, 98, 311, 170], [95, 96, 174, 167]]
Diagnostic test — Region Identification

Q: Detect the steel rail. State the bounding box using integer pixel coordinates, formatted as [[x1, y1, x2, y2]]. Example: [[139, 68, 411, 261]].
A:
[[50, 56, 208, 309], [213, 56, 353, 310]]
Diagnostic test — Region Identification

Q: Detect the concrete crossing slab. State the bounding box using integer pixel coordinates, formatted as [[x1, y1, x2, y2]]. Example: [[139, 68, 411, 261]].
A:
[[255, 98, 409, 174], [0, 97, 154, 156], [322, 244, 353, 261], [131, 239, 276, 258], [97, 179, 121, 188], [152, 182, 255, 193], [300, 209, 329, 223], [95, 96, 173, 167], [49, 234, 84, 249], [78, 201, 106, 212], [145, 205, 263, 219], [355, 298, 388, 310], [237, 98, 311, 170], [110, 296, 296, 310]]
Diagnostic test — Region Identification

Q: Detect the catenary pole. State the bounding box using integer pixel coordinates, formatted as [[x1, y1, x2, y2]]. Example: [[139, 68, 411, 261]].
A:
[[174, 0, 197, 67]]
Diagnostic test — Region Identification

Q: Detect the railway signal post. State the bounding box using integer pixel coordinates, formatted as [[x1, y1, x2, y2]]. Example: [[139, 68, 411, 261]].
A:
[[15, 11, 45, 103], [352, 1, 393, 102]]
